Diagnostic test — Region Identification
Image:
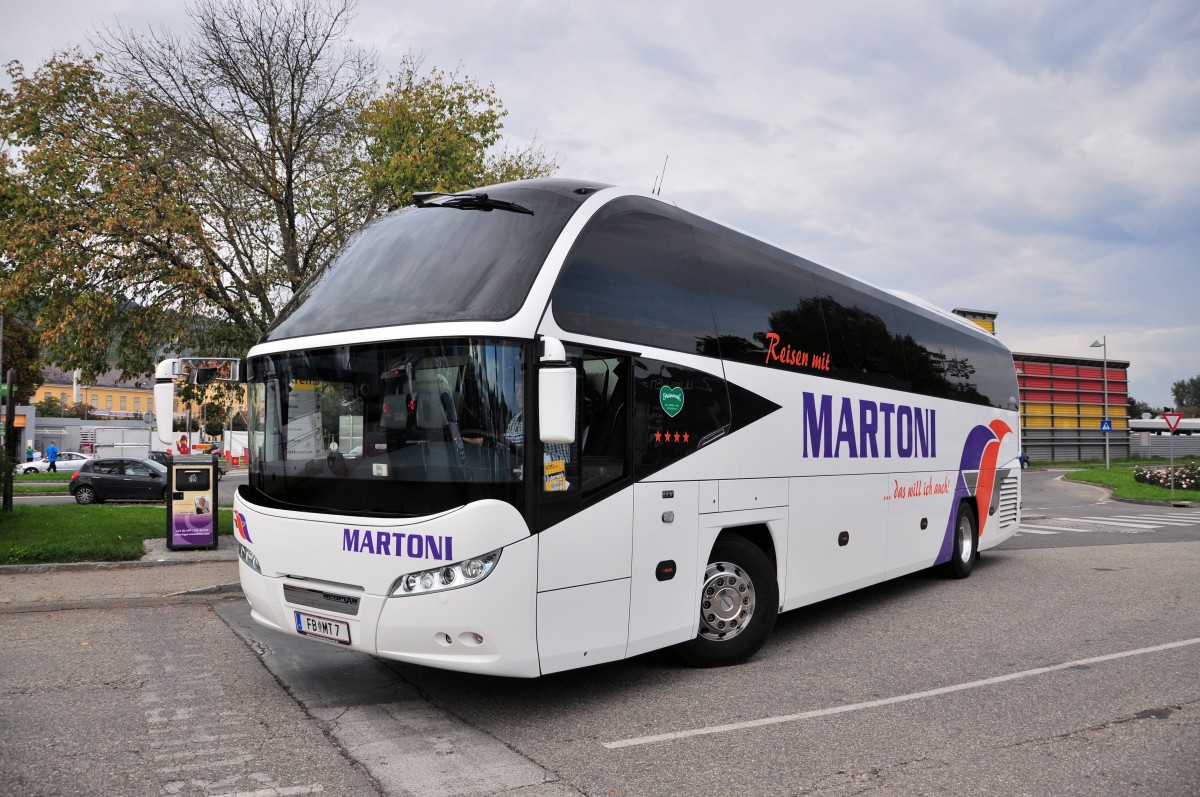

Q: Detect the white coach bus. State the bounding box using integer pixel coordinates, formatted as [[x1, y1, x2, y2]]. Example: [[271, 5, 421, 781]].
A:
[[156, 179, 1020, 677]]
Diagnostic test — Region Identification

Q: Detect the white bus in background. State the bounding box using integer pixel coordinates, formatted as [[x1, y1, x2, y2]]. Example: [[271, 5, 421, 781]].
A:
[[157, 179, 1020, 677]]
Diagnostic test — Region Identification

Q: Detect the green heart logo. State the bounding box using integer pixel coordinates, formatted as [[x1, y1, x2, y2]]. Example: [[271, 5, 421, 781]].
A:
[[659, 386, 684, 418]]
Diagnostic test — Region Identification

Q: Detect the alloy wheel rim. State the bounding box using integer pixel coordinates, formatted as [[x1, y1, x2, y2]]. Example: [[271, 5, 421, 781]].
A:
[[959, 515, 974, 564], [698, 561, 756, 641]]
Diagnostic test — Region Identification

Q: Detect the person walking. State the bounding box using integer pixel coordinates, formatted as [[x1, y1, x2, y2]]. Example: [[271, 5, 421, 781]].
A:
[[25, 443, 33, 463], [46, 440, 60, 473]]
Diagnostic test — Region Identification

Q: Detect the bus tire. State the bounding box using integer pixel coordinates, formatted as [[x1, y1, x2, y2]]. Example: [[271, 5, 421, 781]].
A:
[[677, 536, 778, 667], [943, 502, 977, 579]]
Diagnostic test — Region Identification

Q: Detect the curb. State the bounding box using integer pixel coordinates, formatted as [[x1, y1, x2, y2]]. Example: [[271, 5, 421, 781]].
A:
[[0, 557, 234, 575], [1112, 496, 1195, 507], [168, 582, 243, 596]]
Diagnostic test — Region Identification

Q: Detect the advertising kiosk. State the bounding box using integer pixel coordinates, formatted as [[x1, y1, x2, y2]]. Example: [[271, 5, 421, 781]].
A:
[[153, 357, 242, 551], [166, 453, 220, 550]]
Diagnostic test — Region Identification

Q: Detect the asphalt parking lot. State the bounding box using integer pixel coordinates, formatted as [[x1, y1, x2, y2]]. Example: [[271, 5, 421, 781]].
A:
[[219, 538, 1198, 797], [2, 474, 1197, 796]]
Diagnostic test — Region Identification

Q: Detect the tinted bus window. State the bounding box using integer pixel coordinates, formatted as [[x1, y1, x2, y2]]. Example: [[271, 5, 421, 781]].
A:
[[695, 227, 830, 370], [553, 205, 716, 355], [811, 275, 909, 391], [953, 333, 1018, 409], [895, 308, 960, 401], [633, 357, 731, 479], [265, 186, 584, 342]]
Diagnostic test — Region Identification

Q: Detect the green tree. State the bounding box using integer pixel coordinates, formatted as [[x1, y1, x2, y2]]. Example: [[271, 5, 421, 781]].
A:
[[62, 402, 92, 420], [1126, 395, 1154, 419], [98, 0, 380, 302], [201, 402, 227, 438], [363, 55, 558, 209], [1171, 375, 1200, 416], [0, 52, 208, 379], [3, 1, 557, 382], [0, 314, 42, 405], [1, 0, 378, 378], [34, 395, 63, 418]]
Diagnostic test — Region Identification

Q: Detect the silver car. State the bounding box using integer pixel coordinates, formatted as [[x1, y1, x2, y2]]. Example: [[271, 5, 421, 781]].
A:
[[22, 452, 93, 474]]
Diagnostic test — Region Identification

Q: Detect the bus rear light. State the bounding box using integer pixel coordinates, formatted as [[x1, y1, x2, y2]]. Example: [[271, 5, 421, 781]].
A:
[[390, 549, 502, 597]]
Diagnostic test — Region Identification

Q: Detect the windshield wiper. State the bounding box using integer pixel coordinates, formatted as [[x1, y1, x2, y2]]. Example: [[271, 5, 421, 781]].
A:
[[412, 191, 534, 215]]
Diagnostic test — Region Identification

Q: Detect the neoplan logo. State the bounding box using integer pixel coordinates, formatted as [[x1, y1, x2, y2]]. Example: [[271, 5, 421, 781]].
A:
[[659, 386, 684, 417]]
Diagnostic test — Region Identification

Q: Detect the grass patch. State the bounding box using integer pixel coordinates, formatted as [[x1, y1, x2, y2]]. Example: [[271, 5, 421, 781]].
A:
[[1029, 456, 1198, 471], [0, 504, 233, 565], [1063, 466, 1196, 503], [7, 471, 72, 494], [12, 482, 69, 494], [12, 472, 74, 483]]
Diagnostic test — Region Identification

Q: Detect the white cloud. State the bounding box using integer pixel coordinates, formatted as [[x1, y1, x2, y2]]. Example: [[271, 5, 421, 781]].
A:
[[3, 0, 1198, 405]]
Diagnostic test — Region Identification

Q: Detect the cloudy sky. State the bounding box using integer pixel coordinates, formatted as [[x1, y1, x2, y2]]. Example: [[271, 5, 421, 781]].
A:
[[4, 0, 1198, 408]]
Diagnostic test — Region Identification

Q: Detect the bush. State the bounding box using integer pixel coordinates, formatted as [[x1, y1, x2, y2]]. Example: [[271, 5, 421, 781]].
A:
[[1133, 464, 1200, 491]]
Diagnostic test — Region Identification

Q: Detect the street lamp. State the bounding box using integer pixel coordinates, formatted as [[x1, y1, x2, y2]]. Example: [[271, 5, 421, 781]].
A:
[[1090, 336, 1110, 469]]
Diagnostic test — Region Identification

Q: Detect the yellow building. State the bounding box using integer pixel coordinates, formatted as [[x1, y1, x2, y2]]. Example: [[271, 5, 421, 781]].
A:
[[37, 366, 246, 424], [952, 308, 997, 334]]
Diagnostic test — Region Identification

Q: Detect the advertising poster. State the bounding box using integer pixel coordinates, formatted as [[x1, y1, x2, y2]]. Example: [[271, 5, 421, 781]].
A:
[[170, 465, 217, 548]]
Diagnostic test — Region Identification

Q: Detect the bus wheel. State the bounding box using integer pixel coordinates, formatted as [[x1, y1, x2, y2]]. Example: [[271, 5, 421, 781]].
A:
[[943, 502, 977, 579], [677, 536, 778, 667]]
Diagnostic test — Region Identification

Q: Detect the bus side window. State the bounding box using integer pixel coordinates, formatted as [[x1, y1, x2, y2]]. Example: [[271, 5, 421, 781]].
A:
[[580, 352, 629, 496], [633, 357, 731, 480], [813, 274, 909, 391]]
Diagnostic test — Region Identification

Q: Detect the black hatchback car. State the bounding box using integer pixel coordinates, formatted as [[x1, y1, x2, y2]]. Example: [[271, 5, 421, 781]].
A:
[[71, 458, 170, 504]]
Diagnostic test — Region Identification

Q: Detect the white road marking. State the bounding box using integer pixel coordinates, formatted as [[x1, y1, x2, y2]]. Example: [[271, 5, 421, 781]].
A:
[[1018, 512, 1200, 535], [157, 754, 256, 774], [1108, 515, 1198, 526], [1075, 517, 1160, 529], [603, 637, 1200, 749], [208, 787, 325, 797]]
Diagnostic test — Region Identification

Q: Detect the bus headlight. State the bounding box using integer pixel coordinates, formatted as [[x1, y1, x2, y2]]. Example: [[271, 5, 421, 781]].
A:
[[389, 549, 501, 597], [237, 541, 262, 574]]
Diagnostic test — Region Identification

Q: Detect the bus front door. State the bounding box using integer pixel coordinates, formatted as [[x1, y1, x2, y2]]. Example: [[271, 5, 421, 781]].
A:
[[627, 481, 700, 657]]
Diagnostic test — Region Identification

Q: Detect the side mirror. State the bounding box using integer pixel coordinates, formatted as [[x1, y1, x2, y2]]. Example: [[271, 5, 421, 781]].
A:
[[539, 367, 576, 444], [153, 357, 245, 445], [538, 337, 575, 445], [154, 359, 181, 446]]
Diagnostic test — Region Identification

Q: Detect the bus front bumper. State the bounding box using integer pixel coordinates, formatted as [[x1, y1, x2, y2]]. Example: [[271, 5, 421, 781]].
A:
[[239, 535, 542, 678]]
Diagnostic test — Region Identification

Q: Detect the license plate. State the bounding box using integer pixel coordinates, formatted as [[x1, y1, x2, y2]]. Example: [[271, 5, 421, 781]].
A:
[[294, 611, 351, 645]]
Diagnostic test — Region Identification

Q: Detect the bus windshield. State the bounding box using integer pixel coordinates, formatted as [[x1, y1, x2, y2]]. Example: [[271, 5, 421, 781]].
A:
[[262, 183, 589, 342], [246, 339, 527, 517]]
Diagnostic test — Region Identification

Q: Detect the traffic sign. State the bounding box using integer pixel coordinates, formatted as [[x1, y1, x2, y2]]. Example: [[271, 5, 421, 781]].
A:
[[1099, 419, 1112, 433], [1163, 413, 1183, 433]]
